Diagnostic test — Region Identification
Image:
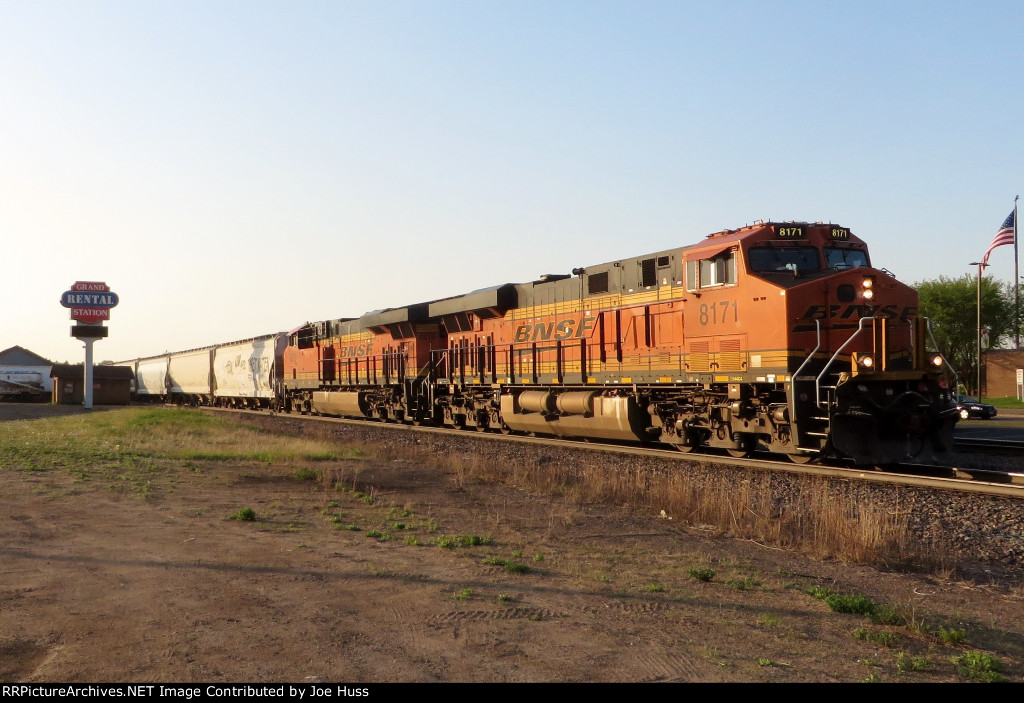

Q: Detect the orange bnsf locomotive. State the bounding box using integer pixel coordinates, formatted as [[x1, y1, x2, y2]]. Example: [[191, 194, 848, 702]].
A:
[[281, 221, 957, 465]]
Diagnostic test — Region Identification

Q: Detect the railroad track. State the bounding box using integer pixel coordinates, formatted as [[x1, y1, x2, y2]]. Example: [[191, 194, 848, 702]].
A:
[[205, 406, 1024, 499], [953, 436, 1024, 456]]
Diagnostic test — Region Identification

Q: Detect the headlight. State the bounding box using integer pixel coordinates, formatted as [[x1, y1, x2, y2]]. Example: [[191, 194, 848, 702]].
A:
[[862, 288, 874, 300], [859, 354, 874, 368], [931, 355, 943, 367]]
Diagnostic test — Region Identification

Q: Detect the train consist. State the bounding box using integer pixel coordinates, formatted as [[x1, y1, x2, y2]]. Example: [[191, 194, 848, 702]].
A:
[[120, 221, 958, 465]]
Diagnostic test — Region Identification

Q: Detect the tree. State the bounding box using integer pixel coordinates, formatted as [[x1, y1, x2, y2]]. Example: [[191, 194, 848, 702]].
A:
[[915, 275, 1016, 394]]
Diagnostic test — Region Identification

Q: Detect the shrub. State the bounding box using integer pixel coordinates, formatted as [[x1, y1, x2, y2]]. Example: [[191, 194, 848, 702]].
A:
[[231, 507, 256, 521], [688, 567, 716, 582]]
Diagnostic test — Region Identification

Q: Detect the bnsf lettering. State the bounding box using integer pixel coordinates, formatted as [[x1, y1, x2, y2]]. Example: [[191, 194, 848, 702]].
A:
[[338, 343, 373, 358], [513, 318, 595, 343], [800, 304, 916, 321]]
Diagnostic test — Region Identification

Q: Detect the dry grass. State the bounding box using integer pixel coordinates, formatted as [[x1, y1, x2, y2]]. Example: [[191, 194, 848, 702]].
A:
[[364, 442, 954, 574]]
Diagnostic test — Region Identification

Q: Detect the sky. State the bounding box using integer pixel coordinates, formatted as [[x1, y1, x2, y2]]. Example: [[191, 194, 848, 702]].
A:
[[2, 0, 1023, 363]]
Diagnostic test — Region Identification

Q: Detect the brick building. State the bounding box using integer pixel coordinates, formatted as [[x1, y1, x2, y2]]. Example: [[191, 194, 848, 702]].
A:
[[984, 349, 1024, 399]]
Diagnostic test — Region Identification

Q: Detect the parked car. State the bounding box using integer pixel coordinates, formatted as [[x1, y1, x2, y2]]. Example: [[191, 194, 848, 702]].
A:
[[952, 395, 998, 420]]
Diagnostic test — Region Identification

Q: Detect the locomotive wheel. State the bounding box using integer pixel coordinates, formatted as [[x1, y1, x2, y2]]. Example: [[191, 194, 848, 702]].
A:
[[726, 437, 758, 459], [673, 444, 696, 453], [785, 453, 814, 464]]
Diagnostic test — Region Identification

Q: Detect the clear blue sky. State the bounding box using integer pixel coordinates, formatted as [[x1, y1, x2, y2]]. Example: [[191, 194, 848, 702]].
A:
[[3, 0, 1021, 362]]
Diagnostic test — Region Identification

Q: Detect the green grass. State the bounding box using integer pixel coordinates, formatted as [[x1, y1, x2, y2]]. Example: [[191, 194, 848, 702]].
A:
[[938, 626, 967, 646], [896, 652, 930, 673], [951, 651, 1005, 682], [825, 593, 876, 616], [0, 407, 360, 498], [806, 587, 877, 617], [482, 557, 531, 574], [436, 534, 493, 549], [984, 396, 1024, 409], [853, 627, 900, 647]]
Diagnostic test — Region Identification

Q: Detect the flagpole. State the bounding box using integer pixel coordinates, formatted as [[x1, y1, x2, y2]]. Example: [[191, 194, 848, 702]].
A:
[[1015, 194, 1020, 349]]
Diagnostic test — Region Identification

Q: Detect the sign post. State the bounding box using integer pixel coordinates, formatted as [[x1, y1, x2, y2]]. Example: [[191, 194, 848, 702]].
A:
[[59, 281, 118, 409]]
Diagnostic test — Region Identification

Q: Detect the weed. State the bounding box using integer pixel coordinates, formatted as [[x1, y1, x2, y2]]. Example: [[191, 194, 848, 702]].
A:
[[825, 593, 876, 616], [404, 535, 421, 546], [951, 651, 1004, 682], [643, 583, 665, 593], [938, 626, 967, 646], [392, 522, 407, 530], [511, 550, 523, 558], [853, 628, 900, 647], [365, 530, 391, 541], [425, 517, 439, 533], [870, 604, 907, 627], [533, 553, 544, 563], [896, 652, 930, 673], [497, 594, 517, 603], [326, 501, 339, 508], [805, 585, 833, 599], [859, 674, 882, 683], [453, 588, 473, 601], [459, 534, 492, 546], [294, 467, 319, 481], [727, 576, 760, 591], [757, 658, 776, 667], [342, 524, 360, 531], [688, 567, 716, 582], [436, 534, 491, 549], [231, 507, 256, 521], [757, 614, 781, 627], [483, 557, 530, 574]]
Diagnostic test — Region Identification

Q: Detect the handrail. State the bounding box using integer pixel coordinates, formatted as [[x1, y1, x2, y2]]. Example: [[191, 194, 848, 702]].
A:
[[789, 319, 821, 422], [815, 316, 875, 408]]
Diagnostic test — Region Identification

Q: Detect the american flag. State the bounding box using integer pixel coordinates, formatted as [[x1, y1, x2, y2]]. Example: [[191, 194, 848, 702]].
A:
[[982, 210, 1016, 265]]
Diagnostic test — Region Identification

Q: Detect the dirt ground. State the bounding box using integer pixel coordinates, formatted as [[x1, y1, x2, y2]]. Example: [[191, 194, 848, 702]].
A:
[[1, 404, 1022, 683]]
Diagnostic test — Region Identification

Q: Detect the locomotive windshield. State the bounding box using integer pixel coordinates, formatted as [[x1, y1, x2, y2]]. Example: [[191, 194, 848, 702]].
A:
[[747, 246, 821, 273], [824, 247, 870, 270]]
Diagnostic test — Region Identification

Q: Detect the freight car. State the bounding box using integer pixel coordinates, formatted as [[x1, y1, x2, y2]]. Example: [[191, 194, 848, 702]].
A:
[[119, 334, 286, 408], [281, 221, 957, 466]]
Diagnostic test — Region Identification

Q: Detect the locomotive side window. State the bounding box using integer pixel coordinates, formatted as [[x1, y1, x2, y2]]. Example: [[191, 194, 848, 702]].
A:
[[700, 250, 736, 287], [748, 246, 821, 273], [824, 247, 870, 270], [685, 250, 737, 290]]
